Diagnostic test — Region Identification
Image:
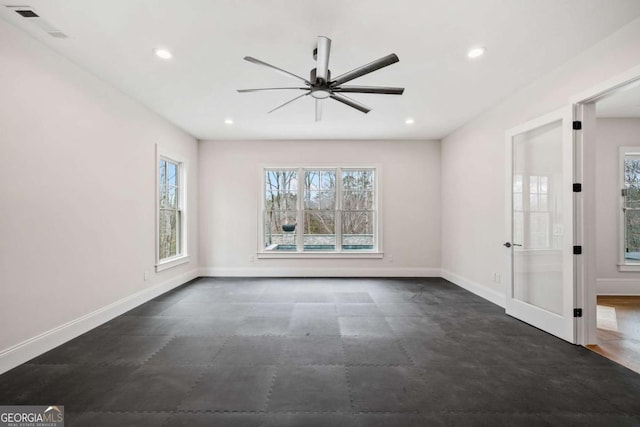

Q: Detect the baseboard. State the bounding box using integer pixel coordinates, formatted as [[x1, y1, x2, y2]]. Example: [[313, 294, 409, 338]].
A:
[[596, 278, 640, 295], [0, 268, 198, 375], [198, 267, 441, 278], [441, 269, 506, 308]]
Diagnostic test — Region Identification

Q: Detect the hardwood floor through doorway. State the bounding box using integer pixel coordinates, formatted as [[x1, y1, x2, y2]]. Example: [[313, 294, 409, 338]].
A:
[[588, 296, 640, 374]]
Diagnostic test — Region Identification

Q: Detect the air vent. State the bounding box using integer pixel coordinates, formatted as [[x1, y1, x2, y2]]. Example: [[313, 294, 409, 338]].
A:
[[16, 9, 38, 17], [6, 5, 68, 39]]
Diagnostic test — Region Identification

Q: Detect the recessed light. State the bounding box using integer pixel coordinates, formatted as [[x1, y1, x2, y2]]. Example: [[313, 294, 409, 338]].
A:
[[153, 48, 172, 60], [224, 118, 234, 125], [405, 118, 415, 125], [467, 46, 486, 59]]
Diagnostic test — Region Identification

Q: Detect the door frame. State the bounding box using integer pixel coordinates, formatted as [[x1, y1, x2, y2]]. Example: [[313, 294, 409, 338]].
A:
[[505, 106, 576, 343], [569, 63, 640, 345]]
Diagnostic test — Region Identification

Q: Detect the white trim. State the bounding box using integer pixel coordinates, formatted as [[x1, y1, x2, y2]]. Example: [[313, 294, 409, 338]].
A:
[[0, 268, 198, 375], [570, 63, 640, 346], [617, 264, 640, 272], [569, 64, 640, 105], [199, 267, 440, 277], [441, 269, 506, 308], [596, 278, 640, 295], [257, 252, 383, 259], [156, 254, 190, 272]]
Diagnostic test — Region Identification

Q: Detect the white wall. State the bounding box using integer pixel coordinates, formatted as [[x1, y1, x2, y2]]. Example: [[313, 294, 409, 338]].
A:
[[0, 18, 199, 371], [441, 17, 640, 300], [596, 118, 640, 294], [199, 139, 440, 276]]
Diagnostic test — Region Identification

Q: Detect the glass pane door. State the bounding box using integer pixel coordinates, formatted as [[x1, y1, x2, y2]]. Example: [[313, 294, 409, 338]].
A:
[[512, 121, 564, 314], [506, 107, 575, 343]]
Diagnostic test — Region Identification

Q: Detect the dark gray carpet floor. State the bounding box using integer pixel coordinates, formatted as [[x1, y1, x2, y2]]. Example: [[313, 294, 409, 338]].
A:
[[1, 277, 639, 426]]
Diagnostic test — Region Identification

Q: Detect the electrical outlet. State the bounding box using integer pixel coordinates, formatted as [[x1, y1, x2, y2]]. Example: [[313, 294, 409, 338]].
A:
[[388, 254, 393, 263], [249, 255, 255, 263], [496, 273, 501, 284], [143, 271, 149, 281]]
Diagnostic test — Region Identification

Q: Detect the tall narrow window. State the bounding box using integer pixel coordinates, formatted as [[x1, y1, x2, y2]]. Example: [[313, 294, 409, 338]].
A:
[[622, 149, 640, 265], [159, 157, 182, 261], [264, 170, 298, 251], [342, 169, 375, 250], [304, 170, 336, 250], [261, 166, 378, 254]]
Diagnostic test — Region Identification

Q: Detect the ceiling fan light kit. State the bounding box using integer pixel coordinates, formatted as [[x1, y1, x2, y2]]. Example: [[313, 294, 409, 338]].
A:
[[238, 36, 404, 121]]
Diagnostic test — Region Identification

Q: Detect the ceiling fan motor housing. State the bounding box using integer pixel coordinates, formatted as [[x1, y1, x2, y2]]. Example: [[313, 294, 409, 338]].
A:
[[310, 68, 331, 86]]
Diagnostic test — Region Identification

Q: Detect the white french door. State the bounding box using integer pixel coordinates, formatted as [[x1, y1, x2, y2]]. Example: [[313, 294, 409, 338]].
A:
[[505, 107, 576, 343]]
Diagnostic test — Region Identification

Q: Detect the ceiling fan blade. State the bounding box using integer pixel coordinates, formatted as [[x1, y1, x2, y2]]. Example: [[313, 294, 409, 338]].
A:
[[237, 87, 308, 93], [316, 36, 331, 82], [244, 56, 310, 84], [331, 54, 399, 86], [315, 99, 322, 122], [268, 92, 310, 114], [330, 93, 371, 114], [332, 85, 404, 95]]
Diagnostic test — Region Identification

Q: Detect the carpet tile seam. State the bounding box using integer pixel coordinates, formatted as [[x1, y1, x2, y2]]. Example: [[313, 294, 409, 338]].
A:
[[341, 337, 356, 413], [263, 362, 279, 411], [141, 335, 177, 365]]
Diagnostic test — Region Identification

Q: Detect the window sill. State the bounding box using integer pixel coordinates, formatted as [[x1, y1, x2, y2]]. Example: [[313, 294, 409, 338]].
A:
[[618, 263, 640, 272], [257, 252, 384, 259], [156, 255, 190, 272]]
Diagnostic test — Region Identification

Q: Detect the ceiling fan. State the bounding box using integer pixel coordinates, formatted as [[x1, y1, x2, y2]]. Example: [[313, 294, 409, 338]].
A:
[[237, 36, 404, 121]]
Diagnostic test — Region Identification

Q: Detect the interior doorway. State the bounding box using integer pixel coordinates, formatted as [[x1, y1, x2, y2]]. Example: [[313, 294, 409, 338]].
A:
[[574, 70, 640, 373]]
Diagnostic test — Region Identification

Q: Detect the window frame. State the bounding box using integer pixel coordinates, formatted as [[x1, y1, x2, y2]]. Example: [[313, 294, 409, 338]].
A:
[[619, 146, 640, 271], [258, 164, 383, 259], [156, 146, 189, 272]]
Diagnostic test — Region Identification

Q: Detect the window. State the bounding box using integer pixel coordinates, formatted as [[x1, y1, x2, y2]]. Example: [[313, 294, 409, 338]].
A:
[[620, 148, 640, 269], [513, 174, 556, 249], [261, 167, 379, 256], [157, 150, 188, 271]]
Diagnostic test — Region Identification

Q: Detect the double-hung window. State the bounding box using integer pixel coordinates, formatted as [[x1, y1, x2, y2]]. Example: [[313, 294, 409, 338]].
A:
[[620, 147, 640, 270], [262, 166, 379, 255], [157, 151, 188, 271]]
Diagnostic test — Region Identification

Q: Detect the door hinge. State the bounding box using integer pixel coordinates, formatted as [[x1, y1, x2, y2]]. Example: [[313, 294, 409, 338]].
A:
[[573, 121, 582, 130], [622, 188, 628, 197], [573, 246, 582, 255], [573, 183, 582, 192], [574, 308, 583, 317]]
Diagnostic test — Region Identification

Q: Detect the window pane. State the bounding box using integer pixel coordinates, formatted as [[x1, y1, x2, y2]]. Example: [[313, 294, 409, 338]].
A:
[[159, 160, 166, 185], [625, 209, 640, 260], [342, 170, 374, 191], [264, 210, 297, 251], [167, 161, 178, 186], [342, 211, 374, 250], [305, 170, 320, 191], [265, 170, 297, 211], [320, 170, 336, 191], [530, 194, 538, 211], [159, 209, 178, 259], [529, 175, 538, 193], [303, 211, 335, 250]]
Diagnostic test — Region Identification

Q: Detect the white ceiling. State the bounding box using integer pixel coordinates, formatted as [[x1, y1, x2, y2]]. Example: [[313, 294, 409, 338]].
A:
[[2, 0, 640, 140]]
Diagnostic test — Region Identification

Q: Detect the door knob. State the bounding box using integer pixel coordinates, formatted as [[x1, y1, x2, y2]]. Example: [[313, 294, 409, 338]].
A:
[[504, 242, 512, 248]]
